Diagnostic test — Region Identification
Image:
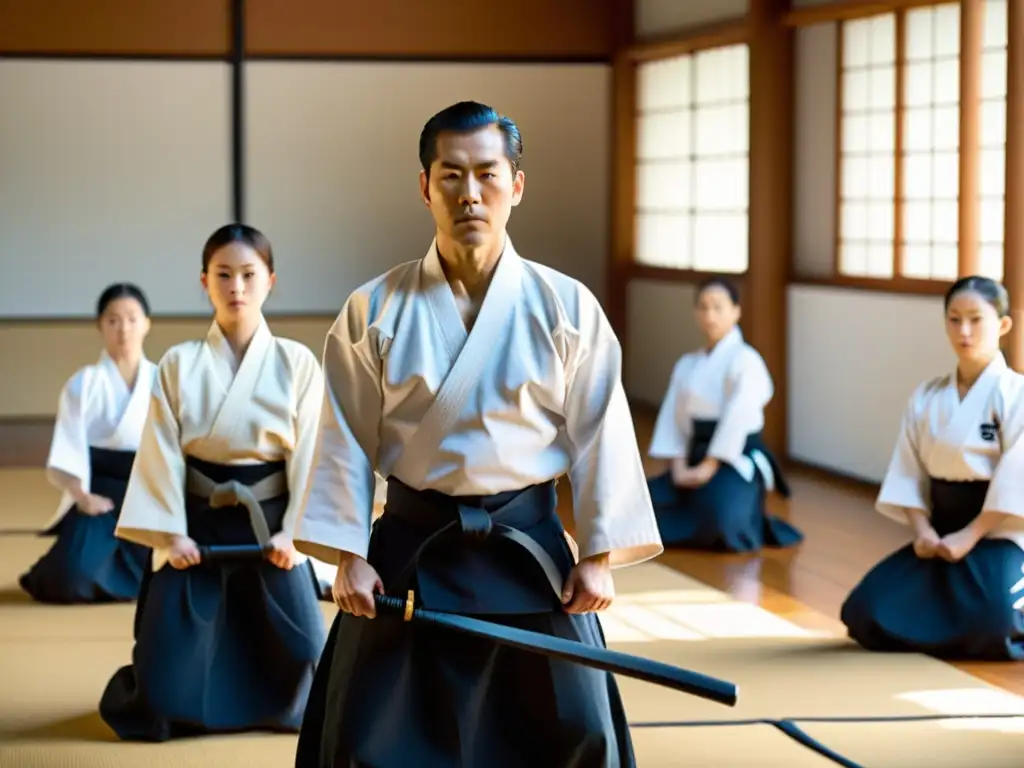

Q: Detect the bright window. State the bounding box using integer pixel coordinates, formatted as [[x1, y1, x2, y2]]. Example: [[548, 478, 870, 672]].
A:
[[837, 2, 1009, 283], [634, 44, 749, 272], [838, 13, 898, 278]]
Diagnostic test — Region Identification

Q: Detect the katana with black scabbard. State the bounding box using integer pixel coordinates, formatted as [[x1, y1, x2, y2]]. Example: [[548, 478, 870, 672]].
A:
[[195, 544, 739, 708], [375, 590, 739, 708]]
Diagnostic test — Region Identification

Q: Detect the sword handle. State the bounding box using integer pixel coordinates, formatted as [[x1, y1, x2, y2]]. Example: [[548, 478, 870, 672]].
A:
[[376, 591, 416, 621], [197, 543, 273, 562]]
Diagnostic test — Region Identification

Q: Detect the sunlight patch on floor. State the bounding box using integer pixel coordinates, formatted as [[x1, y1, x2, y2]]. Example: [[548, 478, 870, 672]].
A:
[[602, 588, 826, 643], [895, 687, 1024, 732]]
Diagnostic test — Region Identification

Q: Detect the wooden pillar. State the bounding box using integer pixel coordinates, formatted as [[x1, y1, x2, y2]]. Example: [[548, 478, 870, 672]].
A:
[[958, 0, 982, 277], [1005, 0, 1024, 370], [746, 0, 793, 456], [608, 0, 635, 343]]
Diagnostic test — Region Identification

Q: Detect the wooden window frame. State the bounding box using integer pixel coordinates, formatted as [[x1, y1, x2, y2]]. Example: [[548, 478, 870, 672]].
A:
[[613, 20, 751, 286], [791, 0, 1005, 297], [833, 3, 973, 295]]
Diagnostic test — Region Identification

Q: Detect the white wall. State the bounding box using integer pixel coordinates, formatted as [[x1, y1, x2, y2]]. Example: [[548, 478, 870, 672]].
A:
[[0, 60, 610, 318], [246, 61, 610, 311], [789, 23, 955, 482], [625, 280, 703, 406], [0, 59, 611, 415], [787, 286, 949, 481], [0, 60, 233, 318]]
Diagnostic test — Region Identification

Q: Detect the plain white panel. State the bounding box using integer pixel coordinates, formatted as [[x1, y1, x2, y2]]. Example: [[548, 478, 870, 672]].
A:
[[625, 280, 702, 407], [245, 62, 610, 313], [0, 60, 232, 317], [787, 285, 952, 482]]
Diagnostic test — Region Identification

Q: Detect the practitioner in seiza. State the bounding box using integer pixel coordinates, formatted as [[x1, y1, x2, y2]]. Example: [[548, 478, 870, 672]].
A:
[[645, 278, 801, 552], [97, 224, 328, 741], [19, 283, 155, 604], [292, 100, 664, 768], [842, 275, 1024, 660]]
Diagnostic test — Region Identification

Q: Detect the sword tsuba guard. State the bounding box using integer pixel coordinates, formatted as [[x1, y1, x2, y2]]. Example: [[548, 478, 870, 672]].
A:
[[404, 589, 415, 622]]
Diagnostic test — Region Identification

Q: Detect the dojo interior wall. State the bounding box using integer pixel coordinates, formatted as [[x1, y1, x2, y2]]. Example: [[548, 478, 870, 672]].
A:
[[0, 0, 616, 418], [0, 0, 965, 489]]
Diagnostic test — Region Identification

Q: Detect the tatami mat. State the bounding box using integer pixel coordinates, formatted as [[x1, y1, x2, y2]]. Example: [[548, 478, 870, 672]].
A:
[[0, 468, 59, 531], [604, 548, 1024, 723], [2, 467, 1024, 765], [631, 723, 838, 766], [794, 717, 1024, 768], [0, 723, 842, 767]]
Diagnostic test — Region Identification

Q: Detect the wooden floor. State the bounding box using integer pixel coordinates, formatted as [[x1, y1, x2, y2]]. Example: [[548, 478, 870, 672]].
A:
[[621, 407, 1024, 696], [3, 408, 1023, 698]]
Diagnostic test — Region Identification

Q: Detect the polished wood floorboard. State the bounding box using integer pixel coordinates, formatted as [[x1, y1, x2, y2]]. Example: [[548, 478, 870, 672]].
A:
[[4, 410, 1023, 695]]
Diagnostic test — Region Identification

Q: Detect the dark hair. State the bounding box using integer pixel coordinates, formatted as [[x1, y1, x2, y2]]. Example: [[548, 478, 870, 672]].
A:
[[696, 277, 740, 306], [201, 223, 274, 273], [96, 283, 150, 318], [418, 101, 523, 180], [944, 275, 1010, 317]]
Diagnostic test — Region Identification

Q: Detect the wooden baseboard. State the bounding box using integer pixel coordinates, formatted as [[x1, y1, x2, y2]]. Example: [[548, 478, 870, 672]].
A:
[[0, 417, 53, 467], [785, 458, 880, 496], [0, 411, 886, 502]]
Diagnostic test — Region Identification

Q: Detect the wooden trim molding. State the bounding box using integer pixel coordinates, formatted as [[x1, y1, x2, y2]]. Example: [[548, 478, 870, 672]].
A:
[[0, 312, 341, 327], [0, 417, 53, 468], [1003, 0, 1024, 370], [244, 0, 616, 60], [0, 0, 232, 57], [784, 0, 949, 28], [791, 274, 951, 295], [958, 0, 983, 277], [608, 53, 636, 341], [628, 265, 748, 284], [746, 0, 794, 457], [893, 12, 907, 277], [785, 457, 881, 494], [623, 18, 750, 62], [606, 0, 636, 343]]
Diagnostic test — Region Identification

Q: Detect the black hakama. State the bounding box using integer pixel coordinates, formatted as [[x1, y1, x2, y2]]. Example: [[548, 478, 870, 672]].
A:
[[295, 477, 635, 768], [841, 478, 1024, 660], [646, 419, 802, 552], [19, 447, 150, 604], [98, 457, 328, 741]]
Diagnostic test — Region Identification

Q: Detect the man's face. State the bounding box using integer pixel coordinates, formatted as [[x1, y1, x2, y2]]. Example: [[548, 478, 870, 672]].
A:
[[419, 124, 525, 248]]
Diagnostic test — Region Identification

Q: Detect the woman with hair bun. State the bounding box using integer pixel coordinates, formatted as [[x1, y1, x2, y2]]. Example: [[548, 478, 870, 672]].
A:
[[645, 277, 802, 553], [98, 224, 328, 741], [19, 283, 155, 604], [842, 275, 1024, 659]]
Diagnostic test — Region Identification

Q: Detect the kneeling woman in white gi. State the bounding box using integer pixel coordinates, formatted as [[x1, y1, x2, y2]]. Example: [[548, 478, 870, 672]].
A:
[[842, 276, 1024, 660], [20, 283, 155, 604], [645, 278, 802, 552], [97, 224, 328, 740]]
